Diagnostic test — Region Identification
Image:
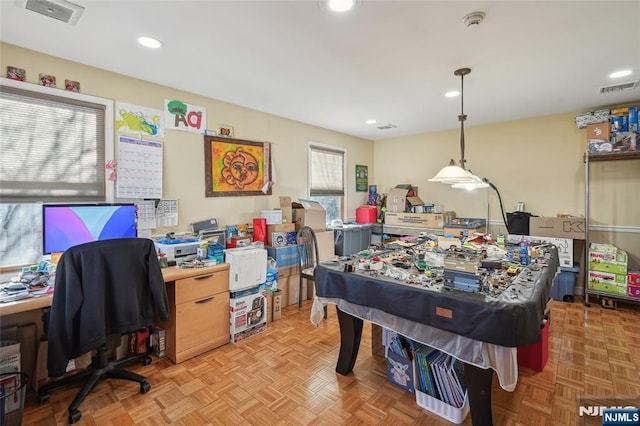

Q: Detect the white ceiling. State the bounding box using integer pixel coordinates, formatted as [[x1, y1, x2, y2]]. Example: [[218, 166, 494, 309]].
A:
[[1, 0, 639, 141]]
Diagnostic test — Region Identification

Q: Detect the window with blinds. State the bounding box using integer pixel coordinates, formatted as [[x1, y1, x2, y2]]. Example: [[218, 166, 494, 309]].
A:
[[309, 145, 345, 197], [0, 81, 112, 268], [309, 143, 345, 224], [0, 84, 107, 202]]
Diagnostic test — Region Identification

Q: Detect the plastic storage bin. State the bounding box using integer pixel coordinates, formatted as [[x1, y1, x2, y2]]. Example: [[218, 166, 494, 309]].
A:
[[517, 316, 550, 371], [550, 263, 580, 302], [415, 388, 469, 424], [332, 224, 372, 256], [0, 372, 28, 426]]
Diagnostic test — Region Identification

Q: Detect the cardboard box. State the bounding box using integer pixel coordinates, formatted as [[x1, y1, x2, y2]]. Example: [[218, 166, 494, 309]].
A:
[[443, 218, 486, 238], [628, 271, 640, 286], [529, 217, 585, 240], [266, 223, 296, 247], [292, 200, 326, 231], [261, 209, 283, 225], [0, 341, 21, 374], [507, 235, 574, 267], [385, 186, 418, 213], [316, 230, 336, 261], [266, 289, 283, 322], [278, 196, 293, 224], [588, 249, 628, 275], [627, 284, 640, 299], [229, 291, 267, 343], [384, 212, 456, 229], [588, 139, 613, 154], [587, 271, 627, 286], [586, 122, 611, 141], [267, 245, 299, 270], [278, 273, 305, 306]]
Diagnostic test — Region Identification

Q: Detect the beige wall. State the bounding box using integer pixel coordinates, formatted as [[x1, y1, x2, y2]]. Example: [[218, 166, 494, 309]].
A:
[[0, 42, 373, 232], [374, 110, 640, 268]]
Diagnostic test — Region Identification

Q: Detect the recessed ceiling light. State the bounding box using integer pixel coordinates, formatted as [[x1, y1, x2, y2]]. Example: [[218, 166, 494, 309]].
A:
[[328, 0, 354, 12], [137, 36, 163, 49], [609, 69, 632, 79], [365, 119, 377, 124], [445, 90, 460, 98]]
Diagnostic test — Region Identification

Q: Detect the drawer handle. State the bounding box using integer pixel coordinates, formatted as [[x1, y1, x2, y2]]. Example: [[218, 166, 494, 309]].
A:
[[195, 296, 214, 304], [194, 274, 214, 281]]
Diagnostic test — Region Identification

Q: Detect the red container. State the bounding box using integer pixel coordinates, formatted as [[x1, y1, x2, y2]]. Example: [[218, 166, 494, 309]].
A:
[[517, 316, 549, 372], [628, 271, 640, 286], [356, 206, 377, 224]]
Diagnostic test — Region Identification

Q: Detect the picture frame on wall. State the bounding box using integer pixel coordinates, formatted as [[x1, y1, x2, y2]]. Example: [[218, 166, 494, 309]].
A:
[[204, 135, 271, 197], [39, 73, 56, 87], [217, 124, 234, 138], [7, 66, 25, 81]]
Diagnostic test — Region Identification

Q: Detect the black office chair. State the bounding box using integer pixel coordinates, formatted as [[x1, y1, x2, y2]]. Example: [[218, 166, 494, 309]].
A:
[[296, 226, 327, 318], [39, 238, 169, 424]]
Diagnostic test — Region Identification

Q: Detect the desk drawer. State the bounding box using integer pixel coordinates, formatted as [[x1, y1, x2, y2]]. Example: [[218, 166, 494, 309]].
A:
[[175, 270, 228, 303], [174, 291, 229, 357]]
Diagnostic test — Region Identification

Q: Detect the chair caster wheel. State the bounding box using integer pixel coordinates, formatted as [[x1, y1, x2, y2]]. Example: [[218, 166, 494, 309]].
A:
[[140, 381, 151, 394], [142, 355, 152, 366], [37, 393, 50, 404], [69, 409, 82, 423]]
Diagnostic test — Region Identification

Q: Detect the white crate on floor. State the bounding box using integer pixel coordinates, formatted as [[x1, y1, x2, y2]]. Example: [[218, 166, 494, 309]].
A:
[[415, 388, 469, 424]]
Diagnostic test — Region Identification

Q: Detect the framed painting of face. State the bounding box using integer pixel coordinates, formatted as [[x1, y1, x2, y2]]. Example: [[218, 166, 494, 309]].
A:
[[204, 136, 272, 197]]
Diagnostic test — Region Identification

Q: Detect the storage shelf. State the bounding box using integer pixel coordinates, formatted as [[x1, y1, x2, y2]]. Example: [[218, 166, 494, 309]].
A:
[[585, 289, 640, 304], [583, 149, 639, 306], [585, 151, 640, 162]]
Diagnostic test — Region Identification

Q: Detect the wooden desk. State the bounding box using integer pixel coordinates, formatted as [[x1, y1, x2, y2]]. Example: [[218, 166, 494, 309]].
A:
[[0, 265, 225, 317]]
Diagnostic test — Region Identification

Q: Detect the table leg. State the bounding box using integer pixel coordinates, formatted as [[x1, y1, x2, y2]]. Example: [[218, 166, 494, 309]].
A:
[[464, 363, 494, 426], [336, 308, 363, 375]]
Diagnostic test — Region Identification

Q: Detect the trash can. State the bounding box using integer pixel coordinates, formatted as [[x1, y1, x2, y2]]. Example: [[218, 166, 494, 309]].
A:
[[550, 262, 580, 302], [0, 372, 28, 426]]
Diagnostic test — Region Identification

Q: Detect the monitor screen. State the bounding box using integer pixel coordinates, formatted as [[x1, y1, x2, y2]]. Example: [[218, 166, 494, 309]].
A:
[[43, 204, 137, 254]]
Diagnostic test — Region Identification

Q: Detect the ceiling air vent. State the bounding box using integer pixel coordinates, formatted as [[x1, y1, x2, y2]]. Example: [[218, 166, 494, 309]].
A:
[[598, 80, 639, 95], [376, 123, 397, 130], [16, 0, 85, 25]]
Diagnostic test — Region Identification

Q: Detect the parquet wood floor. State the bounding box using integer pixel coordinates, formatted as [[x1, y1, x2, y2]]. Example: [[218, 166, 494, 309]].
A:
[[20, 298, 640, 425]]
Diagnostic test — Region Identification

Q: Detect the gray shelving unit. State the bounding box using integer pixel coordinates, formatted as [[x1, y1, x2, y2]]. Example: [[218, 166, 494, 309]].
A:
[[584, 150, 640, 306]]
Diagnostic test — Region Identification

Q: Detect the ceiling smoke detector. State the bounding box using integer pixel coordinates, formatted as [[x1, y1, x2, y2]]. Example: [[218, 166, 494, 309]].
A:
[[16, 0, 85, 25], [598, 80, 639, 94], [462, 11, 485, 28]]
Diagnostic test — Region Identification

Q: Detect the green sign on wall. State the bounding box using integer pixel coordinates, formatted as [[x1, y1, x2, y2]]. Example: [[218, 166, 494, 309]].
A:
[[356, 165, 368, 192]]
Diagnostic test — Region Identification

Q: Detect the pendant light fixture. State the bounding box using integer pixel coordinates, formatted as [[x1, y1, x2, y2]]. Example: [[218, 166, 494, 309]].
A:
[[429, 67, 484, 186]]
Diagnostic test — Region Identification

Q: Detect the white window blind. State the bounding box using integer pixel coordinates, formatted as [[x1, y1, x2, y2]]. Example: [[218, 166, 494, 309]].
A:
[[310, 145, 344, 196], [0, 84, 106, 202]]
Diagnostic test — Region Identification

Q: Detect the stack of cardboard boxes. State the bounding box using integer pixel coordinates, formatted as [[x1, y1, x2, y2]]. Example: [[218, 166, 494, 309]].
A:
[[587, 243, 628, 298], [383, 185, 456, 231], [262, 197, 335, 311]]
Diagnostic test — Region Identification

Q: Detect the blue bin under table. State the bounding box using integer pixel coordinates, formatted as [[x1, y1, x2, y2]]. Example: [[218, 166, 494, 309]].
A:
[[550, 263, 580, 302]]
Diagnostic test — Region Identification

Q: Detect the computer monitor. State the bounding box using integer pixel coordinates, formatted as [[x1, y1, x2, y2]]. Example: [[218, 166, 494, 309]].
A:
[[42, 203, 137, 254]]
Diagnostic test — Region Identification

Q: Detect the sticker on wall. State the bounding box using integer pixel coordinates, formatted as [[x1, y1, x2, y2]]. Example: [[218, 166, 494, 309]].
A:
[[217, 124, 234, 138], [116, 102, 165, 138], [39, 73, 56, 87], [6, 66, 25, 81], [164, 99, 207, 134], [64, 79, 80, 93]]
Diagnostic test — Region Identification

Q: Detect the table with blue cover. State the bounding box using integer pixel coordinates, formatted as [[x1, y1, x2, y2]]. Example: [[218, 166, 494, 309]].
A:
[[312, 246, 558, 426]]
